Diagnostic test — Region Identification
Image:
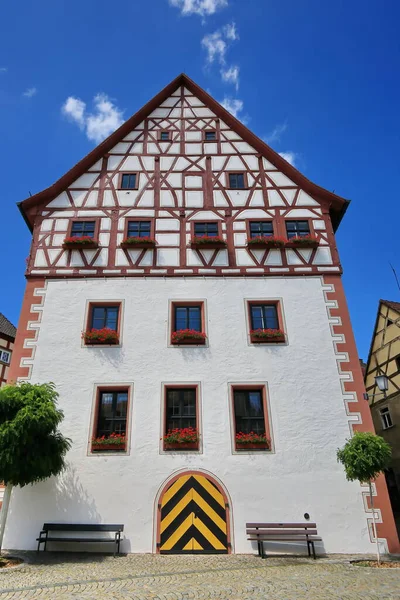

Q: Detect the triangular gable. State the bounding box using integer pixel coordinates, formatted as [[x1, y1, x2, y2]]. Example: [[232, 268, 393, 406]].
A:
[[18, 73, 349, 231], [365, 299, 400, 378]]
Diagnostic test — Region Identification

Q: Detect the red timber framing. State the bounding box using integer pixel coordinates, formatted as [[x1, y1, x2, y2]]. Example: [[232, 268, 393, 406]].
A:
[[17, 74, 348, 280], [323, 275, 400, 553]]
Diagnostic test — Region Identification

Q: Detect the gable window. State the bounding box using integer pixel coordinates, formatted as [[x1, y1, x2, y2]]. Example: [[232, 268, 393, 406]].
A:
[[380, 406, 393, 430], [164, 386, 199, 451], [194, 222, 219, 237], [160, 131, 170, 141], [120, 173, 138, 189], [286, 220, 310, 239], [232, 386, 271, 451], [205, 130, 216, 141], [250, 221, 274, 238], [170, 301, 206, 345], [71, 221, 95, 238], [228, 173, 246, 189], [127, 220, 151, 238], [91, 388, 129, 453], [0, 350, 11, 364]]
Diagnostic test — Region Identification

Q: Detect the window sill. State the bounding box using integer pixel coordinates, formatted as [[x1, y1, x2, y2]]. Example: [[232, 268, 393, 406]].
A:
[[285, 240, 319, 249], [235, 443, 270, 451], [62, 241, 99, 250], [164, 443, 199, 451], [91, 444, 127, 452], [190, 240, 227, 249], [171, 337, 206, 346], [382, 424, 395, 431], [120, 241, 156, 249], [250, 334, 286, 344], [247, 240, 285, 249]]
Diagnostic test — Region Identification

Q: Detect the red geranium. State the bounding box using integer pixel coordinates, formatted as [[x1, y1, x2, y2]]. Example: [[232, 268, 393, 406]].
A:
[[63, 236, 97, 246], [190, 235, 226, 245], [164, 428, 199, 444], [250, 329, 285, 339], [171, 329, 207, 344], [247, 236, 286, 248], [92, 432, 126, 446], [236, 432, 269, 445], [82, 328, 119, 345]]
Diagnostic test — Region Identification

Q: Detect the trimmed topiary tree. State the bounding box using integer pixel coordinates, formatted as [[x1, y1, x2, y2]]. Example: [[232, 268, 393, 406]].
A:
[[337, 431, 392, 563], [0, 382, 71, 551]]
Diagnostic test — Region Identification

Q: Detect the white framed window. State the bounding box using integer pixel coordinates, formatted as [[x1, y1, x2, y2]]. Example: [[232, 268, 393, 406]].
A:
[[0, 350, 10, 365], [380, 406, 393, 430]]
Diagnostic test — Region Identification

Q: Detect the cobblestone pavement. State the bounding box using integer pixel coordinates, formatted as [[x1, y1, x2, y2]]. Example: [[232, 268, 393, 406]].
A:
[[0, 552, 399, 599]]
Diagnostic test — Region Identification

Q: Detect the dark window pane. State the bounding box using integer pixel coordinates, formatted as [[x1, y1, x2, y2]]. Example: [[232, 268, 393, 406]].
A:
[[194, 222, 218, 237], [71, 221, 95, 238], [174, 306, 201, 332], [229, 173, 245, 189], [205, 131, 216, 140], [250, 305, 279, 330], [234, 389, 265, 435], [97, 390, 127, 437], [250, 221, 274, 238], [91, 306, 119, 330], [121, 174, 137, 189], [161, 132, 169, 140], [286, 220, 310, 238], [127, 221, 151, 238], [166, 388, 197, 431]]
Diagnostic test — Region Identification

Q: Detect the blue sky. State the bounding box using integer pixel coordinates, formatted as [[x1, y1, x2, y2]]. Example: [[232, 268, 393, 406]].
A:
[[1, 0, 399, 359]]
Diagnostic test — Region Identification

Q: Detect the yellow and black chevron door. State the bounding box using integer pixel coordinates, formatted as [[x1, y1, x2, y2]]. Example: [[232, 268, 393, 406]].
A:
[[159, 474, 229, 554]]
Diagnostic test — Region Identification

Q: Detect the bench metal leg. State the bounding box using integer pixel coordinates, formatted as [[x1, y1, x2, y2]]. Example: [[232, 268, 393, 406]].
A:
[[307, 541, 311, 557], [311, 541, 316, 560], [260, 542, 266, 559]]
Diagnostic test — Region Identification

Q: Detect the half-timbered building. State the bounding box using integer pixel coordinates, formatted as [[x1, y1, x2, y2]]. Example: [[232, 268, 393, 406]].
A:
[[6, 74, 399, 554]]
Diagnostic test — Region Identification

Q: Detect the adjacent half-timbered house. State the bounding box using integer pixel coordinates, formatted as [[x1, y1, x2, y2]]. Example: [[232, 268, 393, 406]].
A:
[[6, 74, 399, 554]]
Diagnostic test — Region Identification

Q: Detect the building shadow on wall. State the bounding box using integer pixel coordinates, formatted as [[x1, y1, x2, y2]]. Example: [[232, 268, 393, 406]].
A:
[[87, 347, 124, 370]]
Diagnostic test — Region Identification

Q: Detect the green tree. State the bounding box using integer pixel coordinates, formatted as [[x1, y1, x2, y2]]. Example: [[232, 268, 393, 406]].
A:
[[337, 432, 392, 563], [0, 382, 71, 551]]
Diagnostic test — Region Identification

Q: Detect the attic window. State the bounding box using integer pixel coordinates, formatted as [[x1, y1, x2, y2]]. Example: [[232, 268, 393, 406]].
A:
[[120, 173, 138, 190], [205, 130, 217, 141], [160, 131, 170, 141]]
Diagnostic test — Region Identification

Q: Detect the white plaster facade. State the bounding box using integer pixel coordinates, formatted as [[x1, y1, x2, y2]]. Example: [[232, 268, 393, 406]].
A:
[[4, 277, 376, 554]]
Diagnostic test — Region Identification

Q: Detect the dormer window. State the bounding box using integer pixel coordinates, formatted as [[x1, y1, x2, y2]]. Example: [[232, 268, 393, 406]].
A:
[[160, 131, 170, 141], [205, 130, 217, 141], [120, 173, 138, 190]]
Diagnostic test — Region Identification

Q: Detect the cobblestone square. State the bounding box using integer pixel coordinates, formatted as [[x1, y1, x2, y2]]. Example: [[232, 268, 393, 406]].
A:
[[0, 553, 399, 599]]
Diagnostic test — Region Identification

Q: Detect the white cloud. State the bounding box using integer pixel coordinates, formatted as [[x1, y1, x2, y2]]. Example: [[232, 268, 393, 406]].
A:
[[220, 97, 244, 119], [265, 121, 288, 144], [223, 22, 238, 40], [221, 65, 239, 90], [168, 0, 228, 17], [201, 31, 227, 64], [278, 151, 297, 167], [22, 87, 37, 98], [0, 67, 7, 73], [61, 93, 124, 144]]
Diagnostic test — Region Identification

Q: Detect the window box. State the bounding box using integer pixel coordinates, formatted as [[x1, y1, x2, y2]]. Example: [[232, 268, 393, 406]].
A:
[[82, 328, 119, 345], [190, 236, 226, 249], [120, 236, 157, 249], [91, 434, 126, 452], [286, 235, 319, 248], [63, 236, 98, 249], [171, 329, 207, 345], [250, 329, 285, 343], [247, 236, 286, 249], [163, 427, 199, 451]]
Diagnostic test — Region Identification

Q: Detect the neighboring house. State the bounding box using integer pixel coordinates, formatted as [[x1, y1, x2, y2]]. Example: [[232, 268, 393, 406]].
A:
[[6, 74, 399, 554], [365, 299, 400, 525], [0, 313, 16, 387]]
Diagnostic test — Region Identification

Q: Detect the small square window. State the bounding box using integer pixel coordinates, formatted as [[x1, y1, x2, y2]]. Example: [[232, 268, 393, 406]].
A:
[[170, 302, 207, 345], [71, 221, 95, 238], [250, 304, 279, 330], [121, 173, 138, 189], [84, 303, 121, 345], [286, 221, 310, 239], [127, 221, 151, 238], [250, 221, 274, 238], [0, 350, 11, 364], [160, 131, 170, 141], [247, 300, 285, 343], [194, 222, 219, 237], [232, 386, 271, 451], [164, 387, 199, 451], [91, 388, 129, 452], [205, 130, 216, 141], [380, 406, 393, 430], [228, 173, 245, 189], [91, 305, 119, 331]]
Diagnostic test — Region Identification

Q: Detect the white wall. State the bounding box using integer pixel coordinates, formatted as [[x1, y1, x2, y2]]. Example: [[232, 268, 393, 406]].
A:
[[4, 277, 373, 554]]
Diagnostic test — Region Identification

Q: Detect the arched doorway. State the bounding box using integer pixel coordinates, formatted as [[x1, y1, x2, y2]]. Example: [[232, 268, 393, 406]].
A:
[[157, 471, 231, 554]]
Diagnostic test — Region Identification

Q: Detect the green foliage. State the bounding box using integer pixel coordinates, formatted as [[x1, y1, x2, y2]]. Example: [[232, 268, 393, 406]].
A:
[[0, 382, 71, 487], [337, 432, 392, 483]]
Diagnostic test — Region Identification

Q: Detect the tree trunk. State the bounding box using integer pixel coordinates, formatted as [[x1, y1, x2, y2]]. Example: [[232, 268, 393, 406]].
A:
[[369, 481, 380, 564], [0, 484, 13, 553]]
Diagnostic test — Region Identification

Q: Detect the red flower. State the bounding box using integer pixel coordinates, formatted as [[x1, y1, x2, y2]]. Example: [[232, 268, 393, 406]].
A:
[[250, 329, 285, 339], [171, 329, 207, 344], [121, 236, 156, 246], [247, 236, 286, 247], [236, 432, 269, 445], [164, 427, 199, 444], [190, 236, 226, 245], [82, 328, 119, 345], [63, 236, 96, 245]]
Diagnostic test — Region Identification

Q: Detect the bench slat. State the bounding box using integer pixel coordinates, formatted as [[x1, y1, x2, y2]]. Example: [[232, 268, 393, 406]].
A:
[[37, 537, 117, 543], [246, 523, 316, 529], [247, 529, 318, 536], [248, 536, 322, 541], [42, 523, 123, 532]]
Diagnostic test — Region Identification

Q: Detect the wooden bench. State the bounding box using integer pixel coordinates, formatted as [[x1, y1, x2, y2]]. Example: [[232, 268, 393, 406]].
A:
[[246, 522, 322, 559], [36, 523, 124, 556]]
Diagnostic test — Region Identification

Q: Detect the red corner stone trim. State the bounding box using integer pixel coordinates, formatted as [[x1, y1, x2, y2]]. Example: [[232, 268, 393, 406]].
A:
[[7, 278, 47, 384], [323, 275, 400, 554]]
